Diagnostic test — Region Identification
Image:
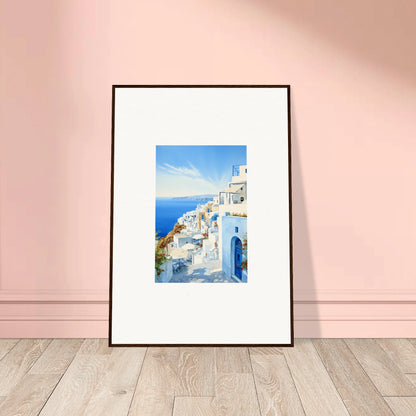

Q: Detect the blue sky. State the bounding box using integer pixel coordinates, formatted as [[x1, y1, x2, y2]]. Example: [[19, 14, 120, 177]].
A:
[[156, 145, 246, 197]]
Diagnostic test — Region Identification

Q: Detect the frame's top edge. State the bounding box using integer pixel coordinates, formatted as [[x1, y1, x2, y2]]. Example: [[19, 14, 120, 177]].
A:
[[112, 84, 290, 89]]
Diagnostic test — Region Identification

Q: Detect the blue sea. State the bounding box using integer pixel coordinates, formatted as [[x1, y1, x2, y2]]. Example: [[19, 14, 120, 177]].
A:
[[156, 198, 202, 237]]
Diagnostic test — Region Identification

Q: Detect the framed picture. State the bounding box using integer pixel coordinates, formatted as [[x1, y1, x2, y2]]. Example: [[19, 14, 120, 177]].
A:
[[110, 85, 293, 346]]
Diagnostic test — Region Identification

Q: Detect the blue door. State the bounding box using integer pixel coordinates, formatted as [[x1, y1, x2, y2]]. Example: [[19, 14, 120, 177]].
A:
[[234, 238, 242, 280]]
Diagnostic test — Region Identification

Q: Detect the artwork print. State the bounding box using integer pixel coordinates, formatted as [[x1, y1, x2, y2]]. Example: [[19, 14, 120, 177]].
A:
[[110, 85, 293, 346], [155, 145, 248, 283]]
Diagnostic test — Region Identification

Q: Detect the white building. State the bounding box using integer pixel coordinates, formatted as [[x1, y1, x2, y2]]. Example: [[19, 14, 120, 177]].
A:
[[217, 165, 248, 269], [168, 167, 248, 280], [221, 215, 247, 282], [173, 233, 193, 248], [178, 210, 198, 231], [219, 164, 247, 207]]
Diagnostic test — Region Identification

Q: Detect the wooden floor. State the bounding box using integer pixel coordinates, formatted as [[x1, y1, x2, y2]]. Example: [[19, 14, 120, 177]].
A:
[[0, 339, 416, 415]]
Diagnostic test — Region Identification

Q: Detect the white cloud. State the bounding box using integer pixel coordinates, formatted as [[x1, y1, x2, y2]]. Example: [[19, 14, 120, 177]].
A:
[[159, 162, 201, 178], [156, 161, 231, 197]]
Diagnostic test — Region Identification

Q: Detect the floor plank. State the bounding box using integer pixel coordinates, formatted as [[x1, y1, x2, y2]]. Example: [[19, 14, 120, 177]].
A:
[[128, 347, 179, 416], [377, 339, 416, 374], [78, 338, 112, 355], [385, 397, 416, 416], [215, 348, 251, 373], [314, 339, 394, 416], [176, 347, 215, 396], [345, 339, 416, 396], [408, 338, 416, 351], [406, 373, 416, 386], [251, 352, 305, 415], [29, 339, 84, 375], [0, 339, 51, 396], [38, 351, 109, 415], [82, 347, 146, 416], [0, 373, 61, 416], [284, 339, 350, 415], [215, 373, 261, 416], [173, 397, 216, 416], [0, 339, 19, 361], [249, 347, 283, 356]]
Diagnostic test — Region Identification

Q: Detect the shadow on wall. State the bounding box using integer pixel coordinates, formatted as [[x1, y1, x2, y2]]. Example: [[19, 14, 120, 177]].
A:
[[291, 107, 321, 337], [256, 0, 416, 85]]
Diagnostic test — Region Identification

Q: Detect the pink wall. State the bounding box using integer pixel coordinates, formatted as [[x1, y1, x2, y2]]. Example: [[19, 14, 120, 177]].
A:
[[1, 0, 416, 337]]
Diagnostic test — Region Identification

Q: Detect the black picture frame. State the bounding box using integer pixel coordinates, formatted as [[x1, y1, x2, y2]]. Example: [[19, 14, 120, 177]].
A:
[[109, 85, 293, 347]]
